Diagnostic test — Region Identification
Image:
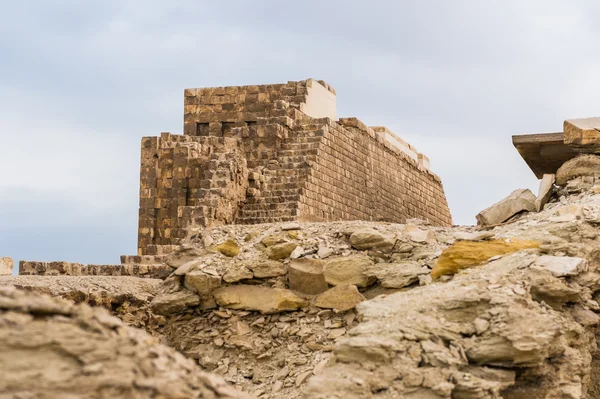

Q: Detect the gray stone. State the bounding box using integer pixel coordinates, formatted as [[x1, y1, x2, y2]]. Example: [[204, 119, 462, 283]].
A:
[[535, 174, 555, 212], [533, 256, 587, 277], [317, 247, 334, 259], [281, 222, 301, 231], [476, 189, 536, 226], [366, 261, 430, 288]]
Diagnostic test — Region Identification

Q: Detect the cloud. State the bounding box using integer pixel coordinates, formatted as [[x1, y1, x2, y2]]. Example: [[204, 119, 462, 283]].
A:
[[1, 0, 599, 263]]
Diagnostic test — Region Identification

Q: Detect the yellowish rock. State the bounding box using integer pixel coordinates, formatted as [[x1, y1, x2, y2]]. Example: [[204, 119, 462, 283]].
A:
[[323, 255, 375, 287], [316, 285, 365, 312], [261, 235, 286, 247], [431, 239, 540, 280], [267, 242, 298, 260], [212, 285, 307, 314], [215, 240, 240, 257]]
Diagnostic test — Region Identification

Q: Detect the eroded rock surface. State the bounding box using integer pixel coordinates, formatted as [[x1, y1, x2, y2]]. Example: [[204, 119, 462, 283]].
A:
[[0, 285, 250, 398]]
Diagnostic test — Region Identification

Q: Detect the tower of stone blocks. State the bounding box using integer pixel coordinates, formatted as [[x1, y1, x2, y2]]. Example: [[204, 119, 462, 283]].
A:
[[136, 79, 452, 256]]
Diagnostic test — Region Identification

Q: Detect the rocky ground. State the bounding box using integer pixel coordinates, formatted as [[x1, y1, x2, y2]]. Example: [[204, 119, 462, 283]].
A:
[[2, 154, 600, 398], [0, 285, 250, 398]]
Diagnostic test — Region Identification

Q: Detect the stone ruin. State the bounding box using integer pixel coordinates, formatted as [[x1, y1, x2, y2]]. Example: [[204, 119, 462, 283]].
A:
[[6, 83, 600, 399], [135, 78, 452, 256]]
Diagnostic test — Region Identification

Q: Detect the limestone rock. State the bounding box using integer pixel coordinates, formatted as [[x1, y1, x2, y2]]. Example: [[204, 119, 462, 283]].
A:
[[267, 242, 298, 260], [0, 257, 13, 275], [564, 117, 600, 151], [405, 225, 436, 243], [184, 270, 221, 298], [215, 239, 240, 257], [165, 245, 207, 268], [533, 255, 587, 277], [248, 259, 286, 278], [431, 239, 540, 280], [453, 231, 495, 241], [556, 154, 600, 186], [0, 286, 249, 398], [315, 285, 365, 312], [261, 235, 286, 247], [150, 289, 201, 315], [349, 228, 396, 252], [366, 261, 430, 288], [290, 246, 304, 259], [536, 173, 555, 212], [476, 189, 536, 226], [223, 266, 253, 283], [317, 247, 333, 259], [323, 255, 375, 288], [281, 222, 300, 231], [212, 285, 307, 314], [288, 258, 328, 295]]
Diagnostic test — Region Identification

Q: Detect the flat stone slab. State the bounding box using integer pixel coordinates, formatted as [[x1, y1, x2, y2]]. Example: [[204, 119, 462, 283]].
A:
[[512, 133, 579, 178]]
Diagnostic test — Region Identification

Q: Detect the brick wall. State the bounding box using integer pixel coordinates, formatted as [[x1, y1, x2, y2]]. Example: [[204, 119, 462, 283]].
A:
[[133, 78, 452, 256]]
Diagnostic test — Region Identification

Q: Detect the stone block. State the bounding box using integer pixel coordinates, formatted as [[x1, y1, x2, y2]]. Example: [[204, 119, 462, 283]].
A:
[[564, 117, 600, 152]]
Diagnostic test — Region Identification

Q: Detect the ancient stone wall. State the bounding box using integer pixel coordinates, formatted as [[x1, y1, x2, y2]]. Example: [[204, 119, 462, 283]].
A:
[[19, 261, 171, 279], [135, 79, 452, 255]]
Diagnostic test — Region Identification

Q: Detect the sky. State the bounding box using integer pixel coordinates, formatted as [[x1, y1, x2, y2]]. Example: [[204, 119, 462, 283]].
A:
[[1, 1, 600, 268]]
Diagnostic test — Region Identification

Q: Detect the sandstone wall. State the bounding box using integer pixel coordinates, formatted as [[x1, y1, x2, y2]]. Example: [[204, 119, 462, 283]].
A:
[[19, 261, 171, 279], [298, 118, 451, 225], [134, 78, 452, 256]]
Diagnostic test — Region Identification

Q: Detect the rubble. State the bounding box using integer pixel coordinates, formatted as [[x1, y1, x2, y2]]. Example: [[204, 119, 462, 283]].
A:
[[476, 188, 537, 226], [0, 286, 249, 398]]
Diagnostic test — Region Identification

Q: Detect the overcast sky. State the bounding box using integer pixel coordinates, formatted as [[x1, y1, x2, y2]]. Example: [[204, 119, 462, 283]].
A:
[[1, 1, 600, 268]]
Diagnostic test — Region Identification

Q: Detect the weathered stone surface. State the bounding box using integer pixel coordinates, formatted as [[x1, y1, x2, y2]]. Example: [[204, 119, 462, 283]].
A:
[[261, 235, 286, 247], [0, 286, 249, 398], [366, 261, 430, 288], [405, 225, 435, 243], [150, 289, 201, 315], [349, 228, 396, 252], [453, 231, 495, 241], [281, 222, 300, 231], [248, 259, 286, 278], [215, 239, 241, 257], [184, 270, 221, 297], [533, 255, 587, 277], [212, 285, 307, 314], [290, 246, 304, 259], [564, 117, 600, 151], [317, 247, 333, 259], [431, 239, 540, 280], [556, 154, 600, 186], [223, 266, 253, 283], [267, 242, 298, 260], [288, 258, 328, 295], [476, 189, 537, 226], [536, 173, 555, 212], [0, 257, 13, 275], [323, 255, 375, 287], [315, 285, 365, 312]]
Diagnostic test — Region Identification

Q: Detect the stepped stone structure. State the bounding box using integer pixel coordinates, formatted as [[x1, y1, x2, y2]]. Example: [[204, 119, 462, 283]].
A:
[[136, 79, 452, 256]]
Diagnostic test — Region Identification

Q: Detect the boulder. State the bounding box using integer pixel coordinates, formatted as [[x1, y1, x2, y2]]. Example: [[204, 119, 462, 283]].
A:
[[349, 228, 396, 252], [533, 256, 587, 277], [315, 285, 365, 312], [366, 261, 430, 288], [476, 189, 536, 226], [556, 154, 600, 186], [0, 257, 13, 275], [431, 239, 540, 280], [150, 289, 201, 315], [535, 174, 555, 212], [248, 259, 286, 278], [184, 270, 221, 298], [215, 240, 240, 257], [267, 242, 298, 260], [288, 258, 328, 295], [323, 255, 375, 288], [212, 285, 307, 314]]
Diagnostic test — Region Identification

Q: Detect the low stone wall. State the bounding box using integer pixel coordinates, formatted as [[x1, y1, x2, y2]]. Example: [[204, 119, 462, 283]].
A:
[[19, 261, 172, 279]]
